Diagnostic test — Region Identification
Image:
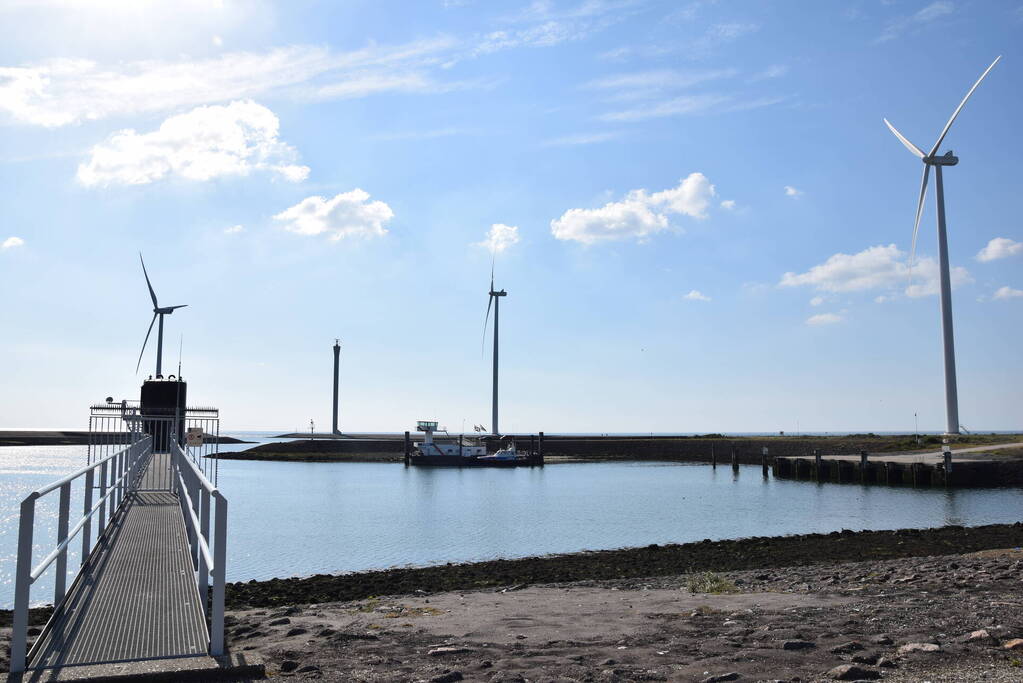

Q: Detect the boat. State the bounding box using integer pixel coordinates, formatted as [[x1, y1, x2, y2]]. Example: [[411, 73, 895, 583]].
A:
[[407, 421, 542, 467]]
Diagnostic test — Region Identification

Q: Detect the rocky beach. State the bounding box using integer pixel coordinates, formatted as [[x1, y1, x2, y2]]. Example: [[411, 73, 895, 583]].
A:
[[8, 524, 1019, 681]]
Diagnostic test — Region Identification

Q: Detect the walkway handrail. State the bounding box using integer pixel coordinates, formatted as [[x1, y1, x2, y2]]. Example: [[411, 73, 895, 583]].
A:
[[9, 436, 151, 675], [170, 441, 227, 657]]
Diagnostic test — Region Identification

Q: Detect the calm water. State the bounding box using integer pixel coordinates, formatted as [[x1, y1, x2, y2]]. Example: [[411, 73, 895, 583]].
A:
[[3, 436, 1023, 608]]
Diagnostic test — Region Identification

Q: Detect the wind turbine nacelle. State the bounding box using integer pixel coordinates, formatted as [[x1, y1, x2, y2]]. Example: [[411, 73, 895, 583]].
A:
[[926, 153, 959, 166]]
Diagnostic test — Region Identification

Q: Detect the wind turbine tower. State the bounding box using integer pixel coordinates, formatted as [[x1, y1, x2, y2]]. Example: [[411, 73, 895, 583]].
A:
[[484, 271, 507, 436], [883, 56, 1000, 435]]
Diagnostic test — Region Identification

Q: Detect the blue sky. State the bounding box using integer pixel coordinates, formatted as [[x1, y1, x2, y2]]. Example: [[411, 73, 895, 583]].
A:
[[1, 0, 1020, 433]]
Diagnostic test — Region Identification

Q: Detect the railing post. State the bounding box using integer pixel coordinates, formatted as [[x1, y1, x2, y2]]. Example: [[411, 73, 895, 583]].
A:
[[210, 493, 227, 656], [99, 460, 108, 533], [11, 494, 37, 674], [82, 467, 94, 565], [191, 477, 201, 568], [54, 482, 71, 606], [199, 488, 211, 607], [118, 448, 125, 503]]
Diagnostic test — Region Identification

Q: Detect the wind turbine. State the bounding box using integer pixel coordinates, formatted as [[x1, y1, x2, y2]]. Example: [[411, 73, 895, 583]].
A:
[[136, 253, 187, 377], [883, 56, 1000, 435], [482, 259, 507, 436]]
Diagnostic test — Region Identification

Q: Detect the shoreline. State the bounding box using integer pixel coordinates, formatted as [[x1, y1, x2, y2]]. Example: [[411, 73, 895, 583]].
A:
[[220, 522, 1023, 610]]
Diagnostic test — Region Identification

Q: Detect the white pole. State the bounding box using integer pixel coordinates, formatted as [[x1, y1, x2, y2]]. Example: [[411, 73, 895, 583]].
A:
[[933, 165, 960, 435], [492, 295, 499, 436]]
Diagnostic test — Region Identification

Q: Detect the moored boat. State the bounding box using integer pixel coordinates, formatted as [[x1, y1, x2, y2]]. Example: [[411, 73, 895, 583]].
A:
[[407, 421, 542, 467]]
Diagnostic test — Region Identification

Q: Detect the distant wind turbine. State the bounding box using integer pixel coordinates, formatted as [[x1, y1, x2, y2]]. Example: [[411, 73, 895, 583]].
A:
[[883, 55, 1000, 435], [482, 257, 507, 436], [136, 253, 187, 377]]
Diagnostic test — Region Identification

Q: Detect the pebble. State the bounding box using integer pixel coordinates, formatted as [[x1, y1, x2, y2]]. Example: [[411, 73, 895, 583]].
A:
[[430, 672, 464, 683], [826, 663, 881, 680], [700, 673, 740, 683], [428, 646, 473, 657], [268, 617, 291, 626], [280, 660, 299, 672], [782, 640, 816, 650], [286, 627, 308, 637], [897, 642, 941, 655], [829, 641, 864, 654], [1001, 638, 1023, 650], [960, 629, 995, 643]]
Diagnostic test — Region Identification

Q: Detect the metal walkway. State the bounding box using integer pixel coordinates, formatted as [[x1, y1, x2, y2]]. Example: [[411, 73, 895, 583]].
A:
[[29, 476, 207, 669], [10, 439, 228, 679]]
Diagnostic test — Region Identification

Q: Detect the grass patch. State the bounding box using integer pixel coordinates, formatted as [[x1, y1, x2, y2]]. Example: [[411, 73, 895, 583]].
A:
[[685, 572, 738, 594]]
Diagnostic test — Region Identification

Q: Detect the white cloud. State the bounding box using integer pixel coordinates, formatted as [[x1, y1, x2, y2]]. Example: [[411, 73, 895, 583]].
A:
[[477, 223, 520, 253], [780, 244, 972, 298], [224, 225, 244, 234], [273, 189, 394, 241], [877, 1, 954, 43], [76, 100, 308, 187], [471, 1, 637, 58], [550, 173, 716, 244], [684, 289, 711, 301], [784, 185, 802, 198], [2, 236, 24, 249], [806, 313, 842, 326], [0, 40, 470, 127], [809, 296, 825, 307], [212, 35, 223, 47], [993, 286, 1023, 300], [600, 93, 785, 122], [875, 295, 892, 304], [976, 237, 1022, 262], [719, 199, 736, 210]]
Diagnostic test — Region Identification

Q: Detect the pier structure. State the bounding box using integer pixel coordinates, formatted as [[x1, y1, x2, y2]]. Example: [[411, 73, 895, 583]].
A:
[[773, 442, 1023, 488], [8, 403, 259, 680]]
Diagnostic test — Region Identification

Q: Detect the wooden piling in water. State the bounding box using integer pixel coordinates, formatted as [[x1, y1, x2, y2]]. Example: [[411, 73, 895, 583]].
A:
[[731, 448, 738, 471], [403, 431, 411, 466]]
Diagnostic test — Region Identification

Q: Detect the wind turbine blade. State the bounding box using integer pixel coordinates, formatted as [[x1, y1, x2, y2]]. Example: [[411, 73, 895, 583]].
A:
[[481, 295, 493, 358], [883, 118, 924, 158], [166, 304, 188, 311], [139, 253, 159, 308], [909, 163, 930, 273], [928, 55, 1001, 158], [136, 313, 157, 373], [489, 252, 495, 291]]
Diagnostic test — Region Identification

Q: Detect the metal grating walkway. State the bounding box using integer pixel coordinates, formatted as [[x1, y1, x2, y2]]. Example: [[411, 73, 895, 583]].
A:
[[27, 455, 208, 673]]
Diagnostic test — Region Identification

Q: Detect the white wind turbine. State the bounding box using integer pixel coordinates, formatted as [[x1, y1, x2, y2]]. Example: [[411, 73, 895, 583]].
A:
[[883, 56, 1000, 435]]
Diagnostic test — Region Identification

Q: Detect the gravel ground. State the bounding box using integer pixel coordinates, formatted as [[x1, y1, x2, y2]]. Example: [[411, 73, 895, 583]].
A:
[[220, 548, 1023, 682]]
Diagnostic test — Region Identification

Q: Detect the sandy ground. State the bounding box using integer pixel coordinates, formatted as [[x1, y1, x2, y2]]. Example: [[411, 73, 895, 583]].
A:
[[223, 549, 1023, 682]]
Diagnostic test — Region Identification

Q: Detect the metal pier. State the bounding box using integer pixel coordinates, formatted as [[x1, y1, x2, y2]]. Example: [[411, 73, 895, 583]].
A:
[[28, 474, 207, 670], [8, 408, 241, 681]]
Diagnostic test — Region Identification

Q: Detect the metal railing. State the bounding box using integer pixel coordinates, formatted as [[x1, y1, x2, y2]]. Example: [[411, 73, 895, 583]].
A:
[[9, 437, 152, 674], [171, 441, 227, 656]]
